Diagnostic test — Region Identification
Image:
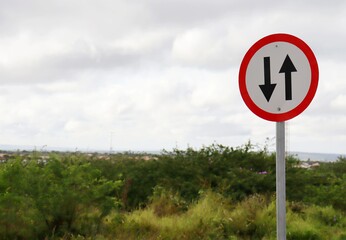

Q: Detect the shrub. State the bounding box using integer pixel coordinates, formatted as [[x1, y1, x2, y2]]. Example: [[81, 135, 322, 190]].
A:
[[118, 191, 233, 240], [228, 194, 274, 238], [150, 186, 187, 217], [306, 205, 343, 226], [287, 207, 323, 240], [0, 155, 123, 239]]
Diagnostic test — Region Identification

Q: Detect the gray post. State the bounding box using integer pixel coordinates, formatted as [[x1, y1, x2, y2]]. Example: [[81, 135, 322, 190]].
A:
[[276, 121, 286, 239]]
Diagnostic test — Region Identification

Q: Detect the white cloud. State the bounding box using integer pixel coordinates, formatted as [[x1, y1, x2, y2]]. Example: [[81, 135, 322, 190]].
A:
[[331, 95, 346, 111], [0, 0, 345, 153]]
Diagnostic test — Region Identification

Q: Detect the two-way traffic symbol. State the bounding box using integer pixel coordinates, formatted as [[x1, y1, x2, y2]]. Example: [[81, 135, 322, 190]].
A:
[[259, 55, 297, 102], [238, 33, 318, 122]]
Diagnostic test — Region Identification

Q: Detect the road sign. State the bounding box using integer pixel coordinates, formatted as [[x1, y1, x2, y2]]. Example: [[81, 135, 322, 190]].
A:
[[239, 33, 319, 121]]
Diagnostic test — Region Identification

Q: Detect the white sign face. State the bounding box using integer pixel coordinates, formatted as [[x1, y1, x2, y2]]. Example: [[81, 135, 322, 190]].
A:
[[239, 34, 318, 122], [246, 41, 311, 114]]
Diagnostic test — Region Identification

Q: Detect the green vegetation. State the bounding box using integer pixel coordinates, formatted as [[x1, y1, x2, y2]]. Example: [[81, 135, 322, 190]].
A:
[[0, 143, 345, 239]]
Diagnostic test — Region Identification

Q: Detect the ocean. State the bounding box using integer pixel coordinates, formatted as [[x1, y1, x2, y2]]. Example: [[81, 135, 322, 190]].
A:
[[289, 151, 345, 162], [0, 144, 344, 162]]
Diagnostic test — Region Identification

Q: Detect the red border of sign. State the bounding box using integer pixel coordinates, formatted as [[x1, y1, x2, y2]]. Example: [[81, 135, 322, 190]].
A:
[[239, 33, 319, 122]]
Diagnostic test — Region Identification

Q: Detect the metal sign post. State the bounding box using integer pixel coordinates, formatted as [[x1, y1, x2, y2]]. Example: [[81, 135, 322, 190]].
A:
[[276, 121, 286, 239], [238, 34, 318, 240]]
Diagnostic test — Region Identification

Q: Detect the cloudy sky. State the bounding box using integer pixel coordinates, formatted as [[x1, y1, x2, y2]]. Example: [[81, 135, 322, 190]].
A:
[[1, 0, 346, 153]]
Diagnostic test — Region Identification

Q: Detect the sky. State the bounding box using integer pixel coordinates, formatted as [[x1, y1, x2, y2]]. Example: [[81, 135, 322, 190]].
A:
[[1, 0, 346, 154]]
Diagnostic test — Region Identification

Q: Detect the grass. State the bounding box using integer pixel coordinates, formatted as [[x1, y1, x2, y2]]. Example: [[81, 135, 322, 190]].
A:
[[114, 191, 232, 240], [105, 191, 346, 240]]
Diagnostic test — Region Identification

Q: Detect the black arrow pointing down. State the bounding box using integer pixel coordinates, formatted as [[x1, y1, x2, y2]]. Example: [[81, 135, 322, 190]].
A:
[[259, 56, 276, 102]]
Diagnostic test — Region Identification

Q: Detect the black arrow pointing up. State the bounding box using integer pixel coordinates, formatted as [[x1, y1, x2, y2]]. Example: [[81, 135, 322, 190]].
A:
[[259, 57, 276, 102], [279, 55, 297, 101]]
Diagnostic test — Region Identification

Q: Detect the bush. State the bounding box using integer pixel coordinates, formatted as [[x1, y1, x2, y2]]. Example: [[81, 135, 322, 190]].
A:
[[0, 154, 123, 239], [118, 191, 233, 240], [287, 203, 346, 240], [287, 219, 322, 240], [0, 144, 345, 239], [150, 186, 187, 217], [228, 194, 275, 238]]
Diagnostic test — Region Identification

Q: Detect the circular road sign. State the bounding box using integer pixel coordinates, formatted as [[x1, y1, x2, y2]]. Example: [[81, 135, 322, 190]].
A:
[[239, 33, 319, 122]]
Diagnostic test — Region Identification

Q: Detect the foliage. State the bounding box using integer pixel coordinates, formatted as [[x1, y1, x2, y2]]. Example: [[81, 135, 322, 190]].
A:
[[113, 192, 345, 240], [115, 191, 232, 240], [0, 143, 345, 239], [93, 143, 344, 212], [0, 153, 122, 239], [149, 185, 188, 217]]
